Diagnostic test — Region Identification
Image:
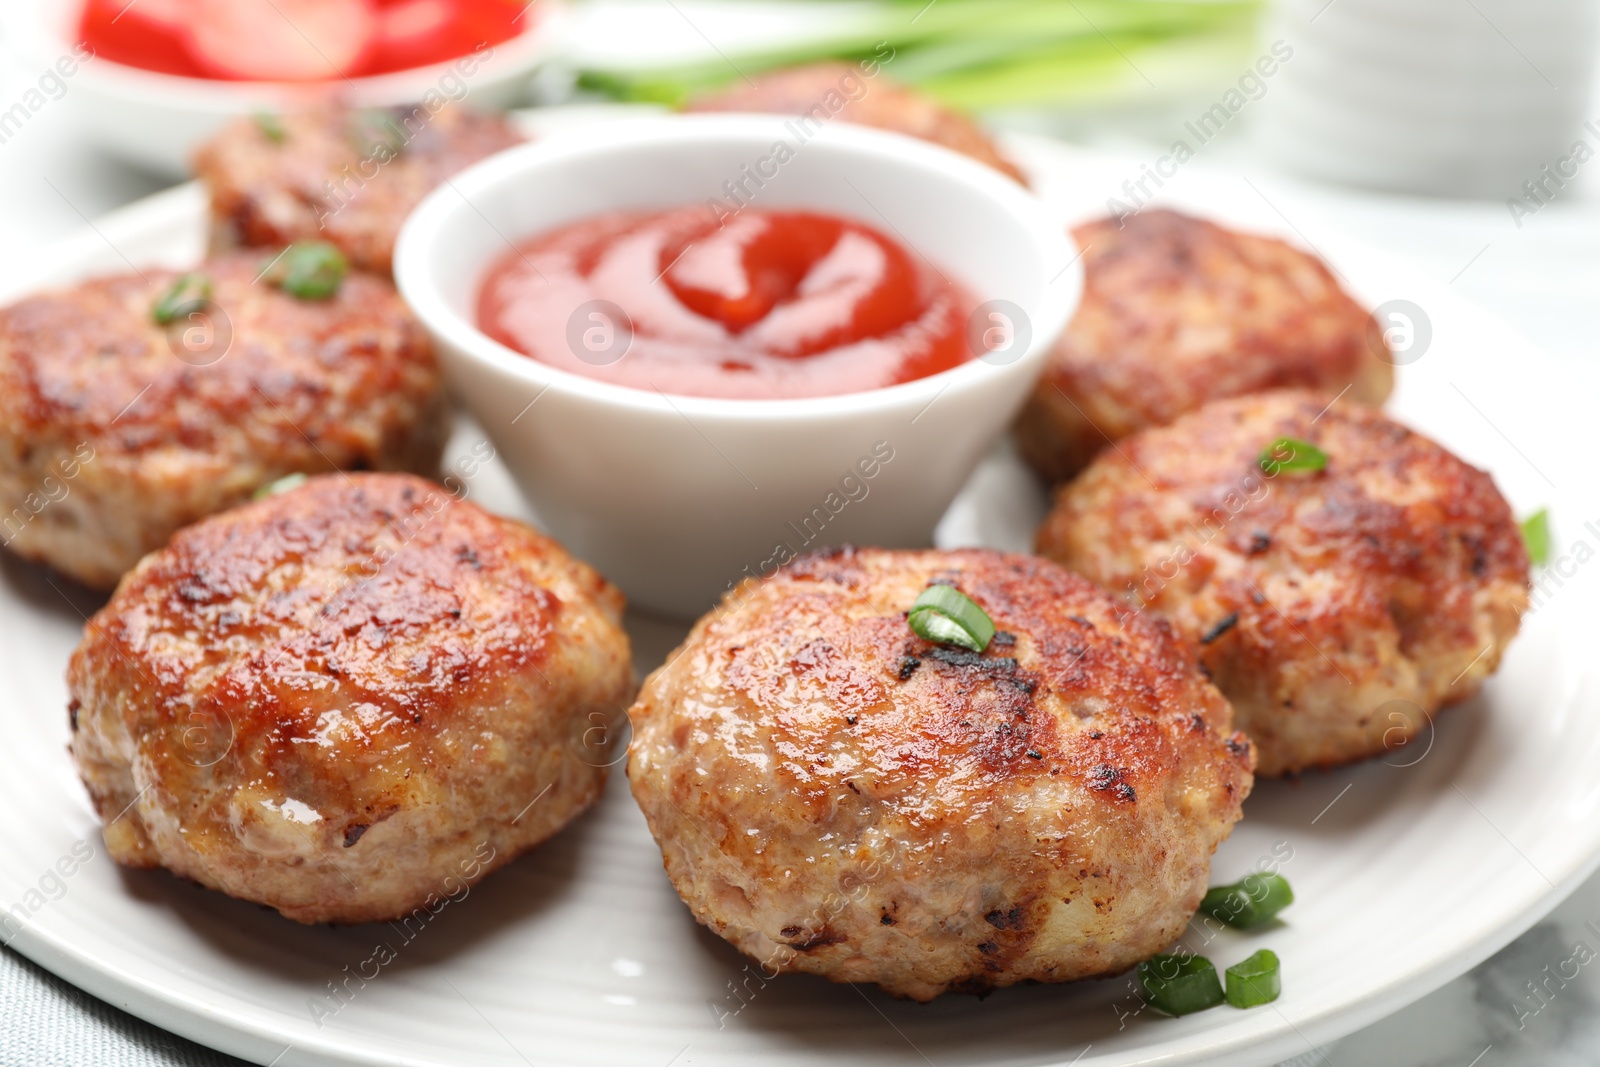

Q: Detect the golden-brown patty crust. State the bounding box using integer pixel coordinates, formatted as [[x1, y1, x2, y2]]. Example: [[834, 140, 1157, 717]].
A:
[[627, 546, 1253, 1001], [1016, 209, 1394, 483], [1037, 390, 1530, 776], [194, 104, 525, 275], [68, 473, 633, 924], [687, 62, 1027, 183], [0, 253, 444, 588]]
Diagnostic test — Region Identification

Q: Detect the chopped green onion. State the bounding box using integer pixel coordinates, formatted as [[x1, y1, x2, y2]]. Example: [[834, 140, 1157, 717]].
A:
[[909, 608, 976, 649], [351, 108, 408, 158], [1138, 953, 1225, 1016], [253, 112, 286, 144], [907, 584, 995, 653], [253, 473, 308, 500], [1200, 873, 1294, 929], [578, 0, 1264, 112], [269, 241, 349, 300], [1521, 509, 1550, 566], [1259, 437, 1328, 475], [1225, 949, 1281, 1008], [151, 272, 212, 326]]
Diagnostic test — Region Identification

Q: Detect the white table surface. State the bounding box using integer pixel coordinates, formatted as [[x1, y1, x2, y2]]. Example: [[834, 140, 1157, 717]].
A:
[[2, 7, 1599, 1066]]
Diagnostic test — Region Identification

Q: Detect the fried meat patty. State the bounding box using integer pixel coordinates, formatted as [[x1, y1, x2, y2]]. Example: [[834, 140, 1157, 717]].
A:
[[0, 253, 443, 589], [627, 546, 1253, 1000], [687, 62, 1027, 183], [68, 473, 633, 924], [194, 104, 524, 275], [1037, 390, 1530, 776], [1015, 209, 1395, 483]]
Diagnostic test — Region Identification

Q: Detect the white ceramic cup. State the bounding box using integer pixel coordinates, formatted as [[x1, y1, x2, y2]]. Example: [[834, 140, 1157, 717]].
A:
[[396, 115, 1080, 618], [1258, 0, 1600, 196], [13, 0, 568, 175]]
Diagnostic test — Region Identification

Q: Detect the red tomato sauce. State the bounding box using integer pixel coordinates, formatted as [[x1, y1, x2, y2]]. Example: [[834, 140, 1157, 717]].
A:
[[477, 208, 977, 400], [78, 0, 528, 82]]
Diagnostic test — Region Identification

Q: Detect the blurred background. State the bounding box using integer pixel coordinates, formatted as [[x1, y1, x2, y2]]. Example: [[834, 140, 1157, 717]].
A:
[[3, 0, 1598, 363]]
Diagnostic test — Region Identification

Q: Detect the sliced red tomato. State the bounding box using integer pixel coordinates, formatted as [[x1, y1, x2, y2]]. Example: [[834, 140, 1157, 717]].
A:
[[371, 0, 523, 73], [374, 0, 457, 70], [121, 0, 189, 31], [80, 0, 524, 80], [80, 0, 199, 75], [184, 0, 377, 82], [380, 0, 453, 39]]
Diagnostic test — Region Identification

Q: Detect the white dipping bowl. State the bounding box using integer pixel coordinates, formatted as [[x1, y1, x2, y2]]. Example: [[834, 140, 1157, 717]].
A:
[[395, 115, 1080, 618], [16, 0, 567, 175]]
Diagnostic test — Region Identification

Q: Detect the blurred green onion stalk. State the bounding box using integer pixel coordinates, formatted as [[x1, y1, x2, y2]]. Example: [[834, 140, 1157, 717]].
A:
[[576, 0, 1265, 111]]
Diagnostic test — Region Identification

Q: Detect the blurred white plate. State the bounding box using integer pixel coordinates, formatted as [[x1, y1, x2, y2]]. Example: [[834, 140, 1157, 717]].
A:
[[1, 110, 1597, 1067]]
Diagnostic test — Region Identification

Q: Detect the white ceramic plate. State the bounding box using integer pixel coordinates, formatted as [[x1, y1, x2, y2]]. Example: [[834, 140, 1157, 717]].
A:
[[2, 112, 1598, 1067]]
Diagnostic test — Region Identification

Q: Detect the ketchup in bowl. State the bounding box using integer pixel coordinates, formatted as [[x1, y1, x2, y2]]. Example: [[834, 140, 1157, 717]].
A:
[[477, 209, 978, 401], [78, 0, 528, 82]]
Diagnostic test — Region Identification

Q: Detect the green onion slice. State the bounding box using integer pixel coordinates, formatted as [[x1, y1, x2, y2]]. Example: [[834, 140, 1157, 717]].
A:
[[1225, 949, 1281, 1009], [1138, 953, 1225, 1017], [151, 272, 212, 326], [1200, 872, 1294, 929], [907, 584, 995, 653], [253, 472, 308, 500], [253, 111, 286, 144], [1259, 437, 1328, 475], [1521, 508, 1550, 567], [269, 241, 349, 300]]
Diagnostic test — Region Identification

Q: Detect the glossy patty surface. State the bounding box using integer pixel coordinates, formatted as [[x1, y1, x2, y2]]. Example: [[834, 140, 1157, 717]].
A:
[[0, 254, 443, 588], [628, 546, 1253, 1000], [1016, 209, 1394, 483], [194, 104, 524, 274], [688, 62, 1027, 183], [68, 473, 633, 923], [1037, 390, 1529, 776]]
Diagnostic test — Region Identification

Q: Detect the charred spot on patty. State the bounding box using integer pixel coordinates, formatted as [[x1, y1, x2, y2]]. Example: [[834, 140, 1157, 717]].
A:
[[924, 646, 1019, 672], [782, 927, 846, 951], [985, 906, 1027, 930], [1086, 764, 1137, 802], [1200, 613, 1240, 644]]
